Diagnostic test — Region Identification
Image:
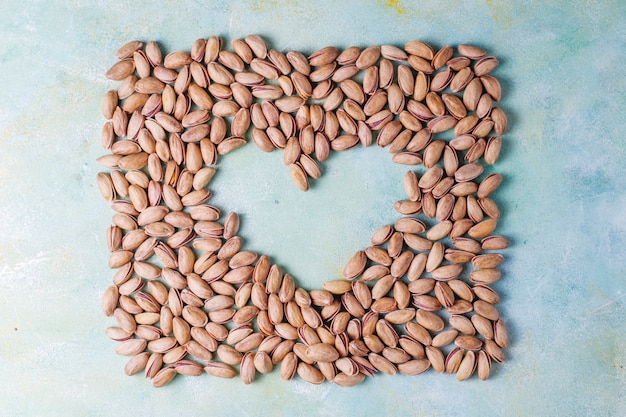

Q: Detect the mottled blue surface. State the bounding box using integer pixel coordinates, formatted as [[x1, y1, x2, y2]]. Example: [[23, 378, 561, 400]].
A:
[[0, 1, 624, 416]]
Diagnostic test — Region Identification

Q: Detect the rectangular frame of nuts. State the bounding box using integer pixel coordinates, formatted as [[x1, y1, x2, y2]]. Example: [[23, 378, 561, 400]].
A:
[[98, 35, 509, 387]]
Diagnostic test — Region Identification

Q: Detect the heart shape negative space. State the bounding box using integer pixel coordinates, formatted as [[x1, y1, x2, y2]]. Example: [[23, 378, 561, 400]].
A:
[[97, 35, 510, 387]]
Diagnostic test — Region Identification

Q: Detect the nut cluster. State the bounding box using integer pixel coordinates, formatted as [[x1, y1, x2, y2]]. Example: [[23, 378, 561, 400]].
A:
[[97, 35, 509, 387]]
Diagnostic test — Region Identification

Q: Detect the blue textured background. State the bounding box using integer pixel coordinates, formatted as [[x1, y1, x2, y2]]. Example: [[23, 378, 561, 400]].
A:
[[0, 1, 624, 416]]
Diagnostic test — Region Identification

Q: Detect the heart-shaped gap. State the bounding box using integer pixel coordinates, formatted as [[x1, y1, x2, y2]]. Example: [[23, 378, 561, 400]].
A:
[[208, 143, 408, 290], [98, 35, 510, 387]]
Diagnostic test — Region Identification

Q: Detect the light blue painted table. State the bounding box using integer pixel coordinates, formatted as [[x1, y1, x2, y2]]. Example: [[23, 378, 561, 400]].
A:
[[0, 1, 624, 416]]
